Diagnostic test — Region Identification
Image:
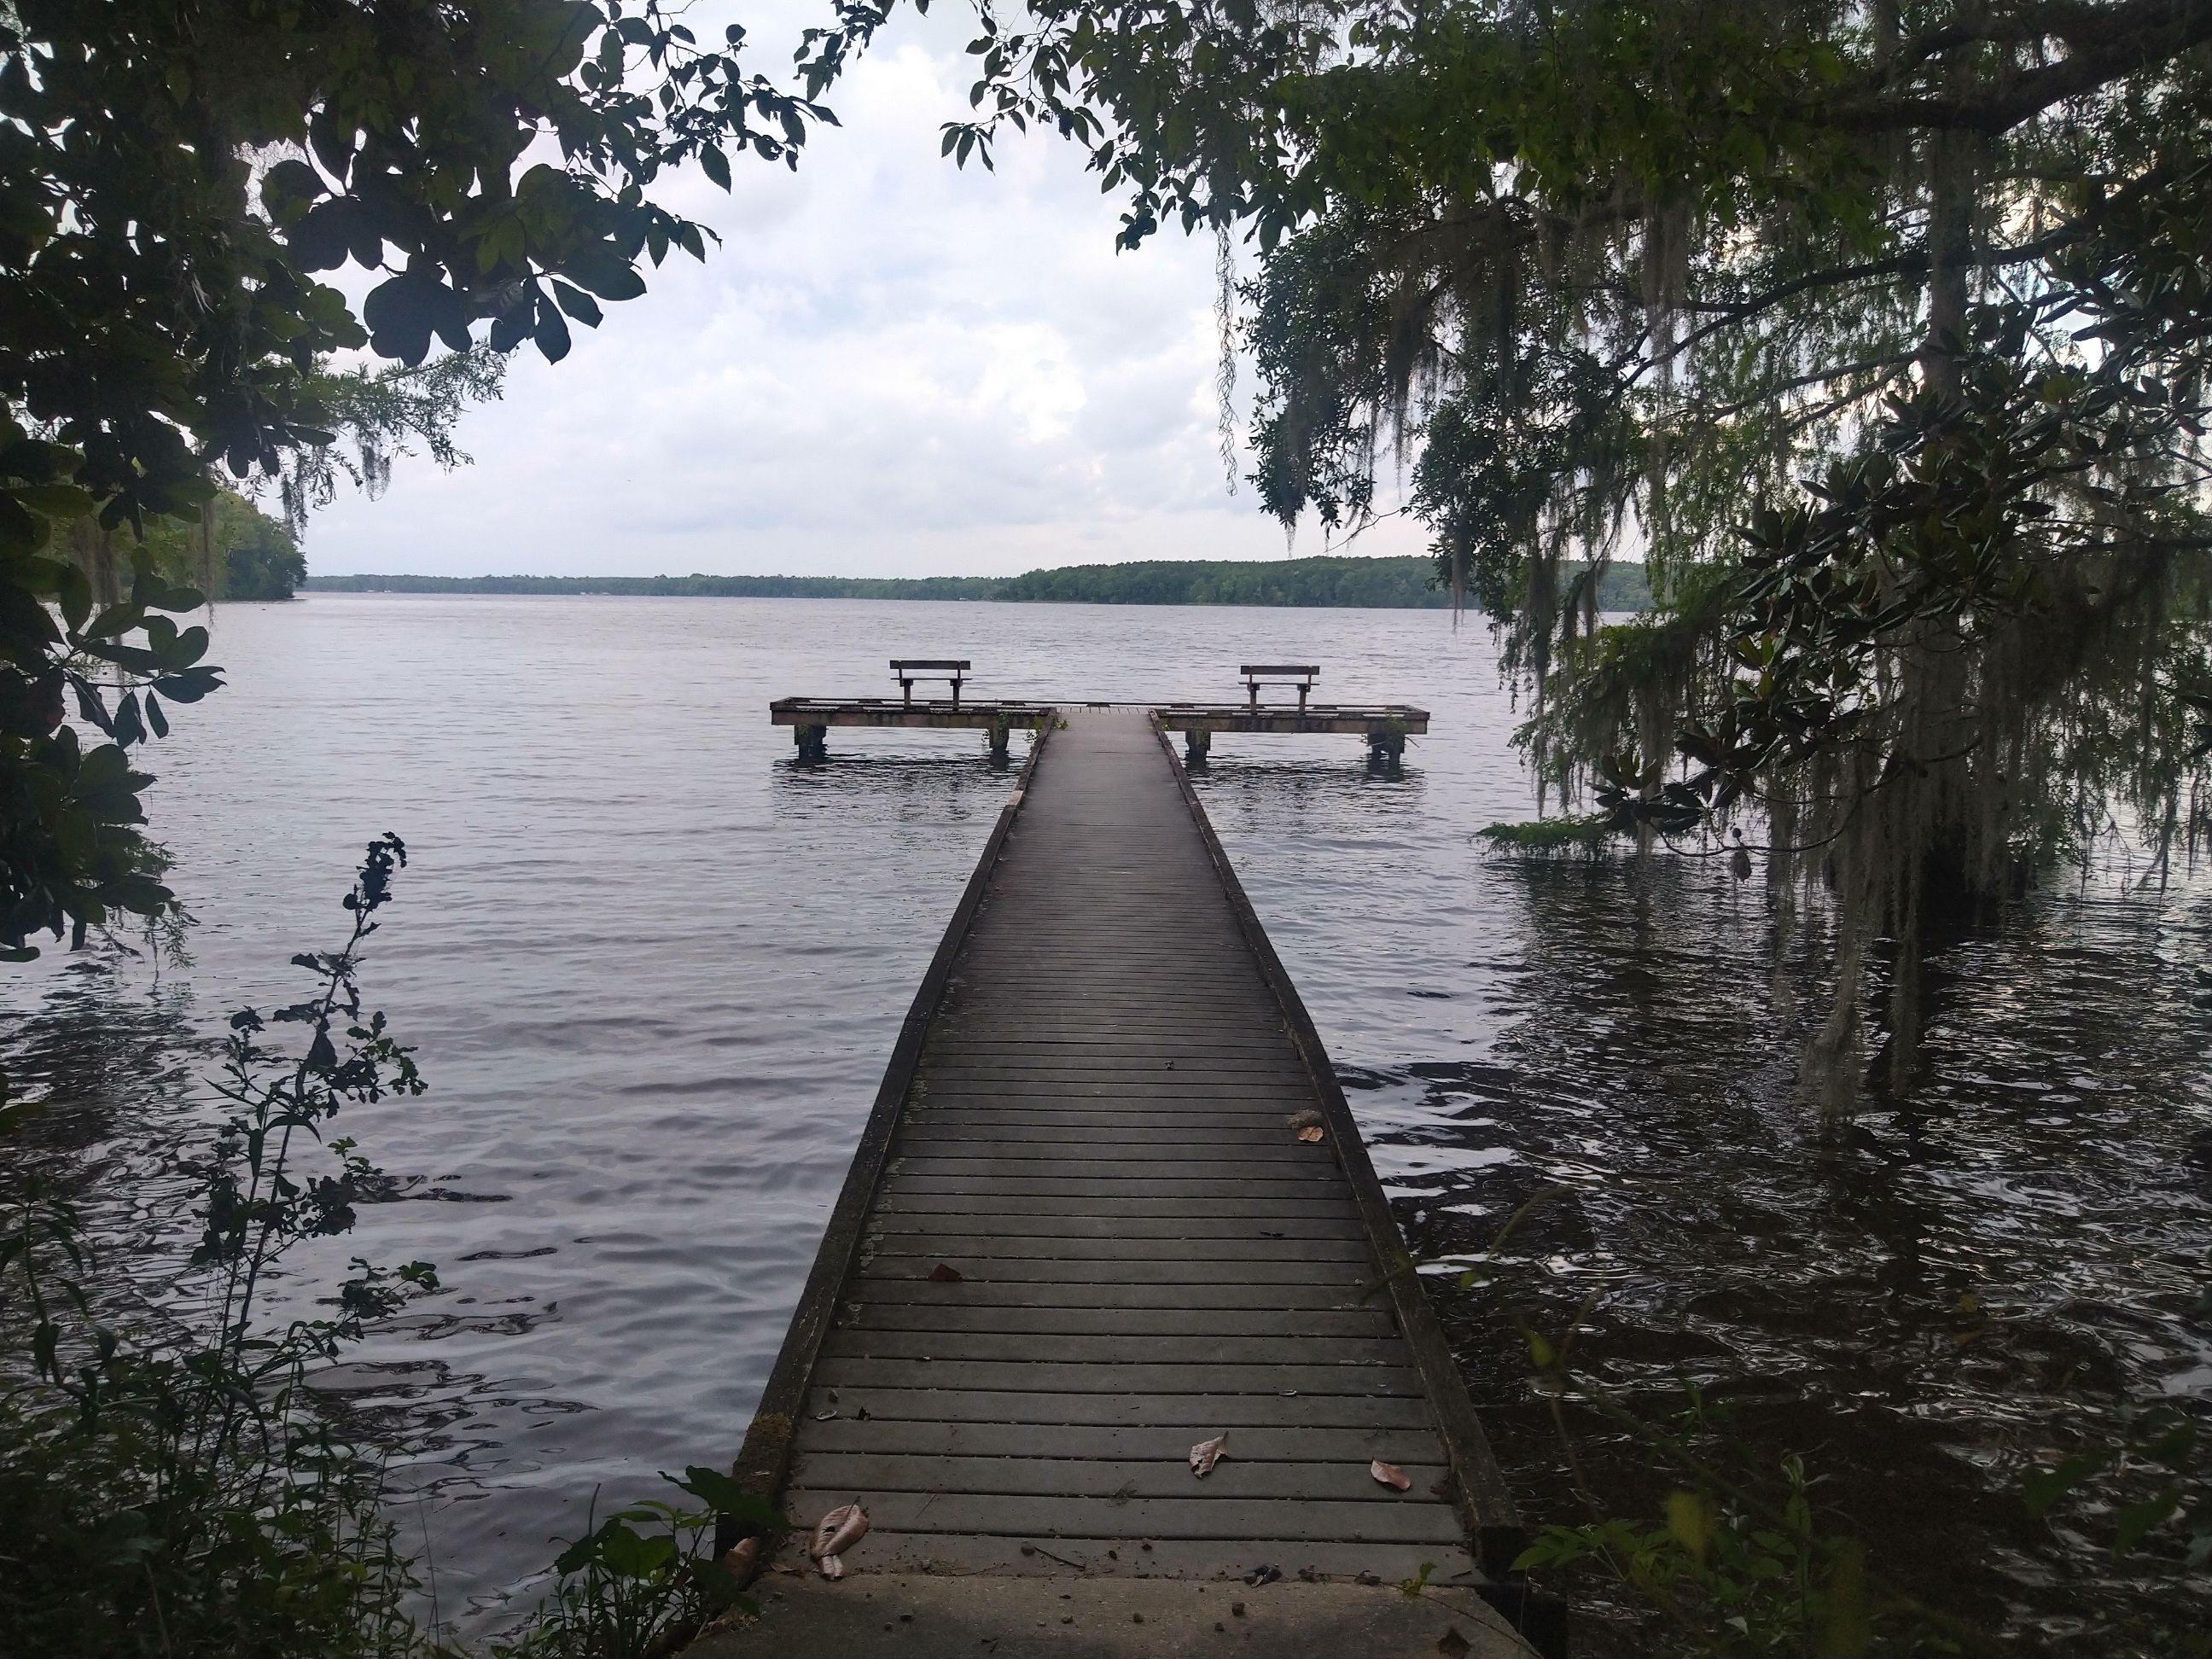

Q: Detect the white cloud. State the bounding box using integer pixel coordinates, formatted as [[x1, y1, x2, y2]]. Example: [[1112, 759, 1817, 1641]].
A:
[[301, 8, 1429, 579]]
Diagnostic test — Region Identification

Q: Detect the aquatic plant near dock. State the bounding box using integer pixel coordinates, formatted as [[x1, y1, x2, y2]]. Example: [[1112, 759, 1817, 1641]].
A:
[[494, 1467, 778, 1659], [0, 835, 439, 1658]]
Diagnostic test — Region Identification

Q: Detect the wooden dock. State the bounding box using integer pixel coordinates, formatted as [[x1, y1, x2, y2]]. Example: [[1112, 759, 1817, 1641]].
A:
[[707, 707, 1547, 1657], [771, 696, 1057, 761]]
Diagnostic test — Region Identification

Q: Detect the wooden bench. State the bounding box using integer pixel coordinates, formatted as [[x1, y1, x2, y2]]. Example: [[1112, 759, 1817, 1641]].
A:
[[1240, 661, 1319, 711], [892, 658, 970, 708]]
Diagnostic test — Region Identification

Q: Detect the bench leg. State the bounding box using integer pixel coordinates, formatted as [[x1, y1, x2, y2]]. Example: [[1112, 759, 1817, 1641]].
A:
[[1184, 728, 1212, 769], [795, 723, 829, 762]]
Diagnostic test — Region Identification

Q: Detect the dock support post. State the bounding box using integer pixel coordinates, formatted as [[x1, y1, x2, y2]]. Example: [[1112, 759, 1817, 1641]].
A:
[[987, 717, 1011, 765], [1183, 727, 1212, 769], [1366, 725, 1404, 771], [794, 723, 829, 761]]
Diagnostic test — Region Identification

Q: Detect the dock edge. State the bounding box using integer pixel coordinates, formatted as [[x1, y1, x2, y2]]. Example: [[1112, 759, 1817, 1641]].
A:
[[1142, 713, 1528, 1575], [720, 715, 1058, 1551]]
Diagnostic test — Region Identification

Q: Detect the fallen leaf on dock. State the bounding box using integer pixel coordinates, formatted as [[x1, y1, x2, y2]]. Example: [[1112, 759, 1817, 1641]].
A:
[[721, 1537, 761, 1589], [1296, 1125, 1324, 1144], [1189, 1434, 1228, 1476], [1243, 1564, 1281, 1586], [809, 1500, 870, 1574], [928, 1262, 963, 1283], [1371, 1460, 1412, 1491]]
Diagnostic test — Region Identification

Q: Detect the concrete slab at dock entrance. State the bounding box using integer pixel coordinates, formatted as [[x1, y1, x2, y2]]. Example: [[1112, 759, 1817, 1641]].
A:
[[700, 707, 1546, 1656]]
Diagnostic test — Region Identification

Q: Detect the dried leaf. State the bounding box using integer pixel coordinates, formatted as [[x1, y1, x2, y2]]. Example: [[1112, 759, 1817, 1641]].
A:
[[1371, 1459, 1412, 1491], [721, 1536, 760, 1589], [928, 1262, 963, 1283], [1189, 1434, 1228, 1476], [810, 1502, 870, 1561], [817, 1551, 844, 1580], [1296, 1125, 1324, 1144]]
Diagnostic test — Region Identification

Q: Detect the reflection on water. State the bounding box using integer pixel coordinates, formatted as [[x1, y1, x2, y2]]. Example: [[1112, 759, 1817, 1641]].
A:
[[1234, 840, 2212, 1648], [3, 595, 2207, 1646], [768, 748, 1031, 812]]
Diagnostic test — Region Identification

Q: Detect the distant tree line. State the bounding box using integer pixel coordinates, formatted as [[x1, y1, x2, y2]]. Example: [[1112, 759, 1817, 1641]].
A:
[[304, 556, 1652, 610]]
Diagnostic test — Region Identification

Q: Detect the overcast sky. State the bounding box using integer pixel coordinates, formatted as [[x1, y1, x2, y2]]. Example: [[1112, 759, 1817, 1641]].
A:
[[302, 5, 1426, 579]]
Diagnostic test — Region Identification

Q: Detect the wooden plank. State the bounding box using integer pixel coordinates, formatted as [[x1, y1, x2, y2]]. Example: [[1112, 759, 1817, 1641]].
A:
[[890, 1137, 1324, 1162], [888, 1155, 1338, 1182], [810, 1359, 1425, 1396], [871, 1192, 1362, 1220], [847, 1279, 1382, 1313], [787, 1452, 1448, 1504], [818, 1330, 1410, 1367], [780, 1534, 1480, 1585], [903, 1110, 1313, 1132], [801, 1386, 1439, 1430], [774, 1491, 1464, 1545], [795, 1419, 1435, 1464], [856, 1257, 1376, 1286], [885, 1178, 1359, 1201], [842, 1304, 1395, 1340], [861, 1234, 1371, 1264], [864, 1213, 1366, 1241]]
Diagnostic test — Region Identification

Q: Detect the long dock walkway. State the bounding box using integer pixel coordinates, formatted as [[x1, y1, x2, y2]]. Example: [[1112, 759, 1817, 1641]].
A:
[[704, 707, 1541, 1657]]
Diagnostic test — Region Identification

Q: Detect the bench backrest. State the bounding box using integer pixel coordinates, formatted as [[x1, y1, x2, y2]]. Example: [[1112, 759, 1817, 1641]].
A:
[[1240, 663, 1319, 708], [891, 659, 970, 705]]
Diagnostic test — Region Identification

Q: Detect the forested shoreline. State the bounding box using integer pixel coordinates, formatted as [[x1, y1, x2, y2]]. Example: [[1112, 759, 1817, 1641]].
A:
[[304, 556, 1653, 610]]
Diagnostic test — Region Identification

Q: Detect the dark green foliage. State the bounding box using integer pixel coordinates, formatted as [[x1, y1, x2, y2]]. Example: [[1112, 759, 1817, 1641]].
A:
[[492, 1469, 782, 1659], [218, 522, 308, 603], [137, 491, 306, 601], [0, 460, 221, 964], [1, 0, 896, 976], [0, 0, 847, 530], [305, 557, 1654, 610], [0, 840, 437, 1659], [934, 0, 2212, 1105]]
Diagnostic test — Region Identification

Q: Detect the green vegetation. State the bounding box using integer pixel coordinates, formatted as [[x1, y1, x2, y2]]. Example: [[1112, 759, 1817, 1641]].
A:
[[137, 493, 308, 602], [2, 842, 777, 1659], [3, 841, 436, 1657], [306, 556, 1652, 610], [1474, 815, 1621, 859], [995, 555, 1647, 608], [0, 0, 902, 972], [940, 0, 2212, 1109]]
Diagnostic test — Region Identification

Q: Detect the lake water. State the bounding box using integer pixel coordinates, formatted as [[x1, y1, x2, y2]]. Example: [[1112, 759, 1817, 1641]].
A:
[[3, 594, 2207, 1648]]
